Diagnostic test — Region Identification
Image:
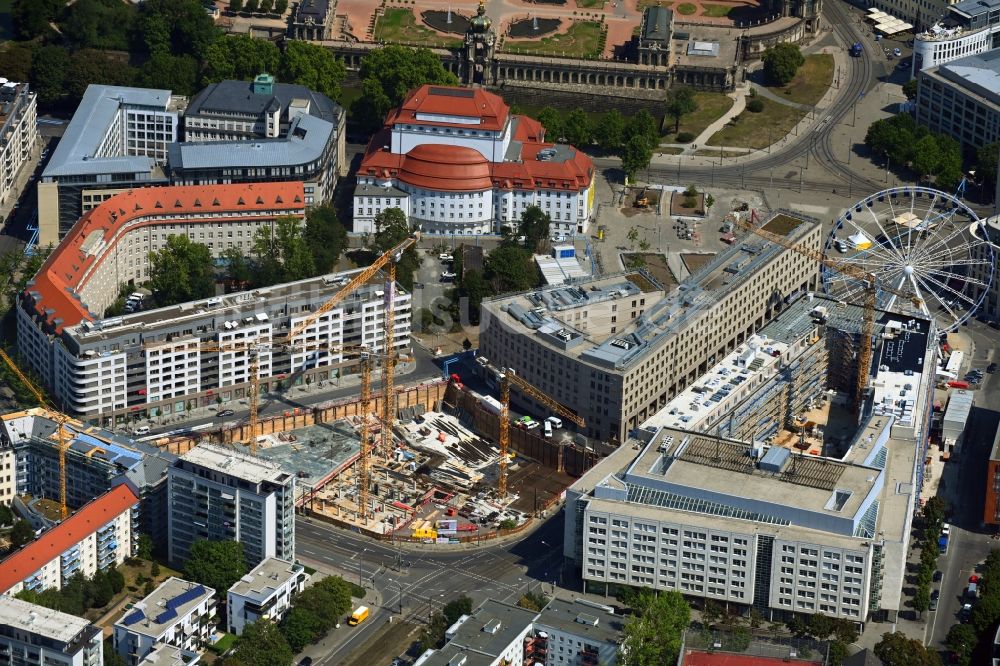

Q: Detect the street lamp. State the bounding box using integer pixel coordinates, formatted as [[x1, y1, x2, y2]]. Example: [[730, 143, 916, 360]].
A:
[[359, 548, 367, 587]]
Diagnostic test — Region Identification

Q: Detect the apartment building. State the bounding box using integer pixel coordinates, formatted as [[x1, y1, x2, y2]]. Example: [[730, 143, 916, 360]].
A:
[[912, 0, 1000, 77], [38, 79, 345, 244], [354, 85, 596, 238], [915, 49, 1000, 150], [531, 598, 621, 666], [227, 558, 308, 635], [114, 577, 216, 666], [479, 212, 821, 442], [969, 213, 1000, 323], [420, 599, 538, 666], [17, 182, 411, 421], [137, 644, 199, 666], [0, 80, 38, 207], [0, 485, 138, 595], [0, 443, 12, 505], [0, 595, 104, 666], [167, 444, 295, 567]]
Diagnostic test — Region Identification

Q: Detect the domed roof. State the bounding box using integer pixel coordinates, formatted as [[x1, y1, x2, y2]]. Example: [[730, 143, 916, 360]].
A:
[[398, 144, 493, 191], [469, 0, 492, 33]]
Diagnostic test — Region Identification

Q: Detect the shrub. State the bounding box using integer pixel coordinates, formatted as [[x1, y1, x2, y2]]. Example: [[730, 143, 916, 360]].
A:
[[746, 99, 764, 113], [676, 131, 695, 143]]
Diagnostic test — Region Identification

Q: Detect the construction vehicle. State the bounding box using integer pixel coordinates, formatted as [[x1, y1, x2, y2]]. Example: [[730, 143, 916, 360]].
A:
[[0, 348, 72, 519], [348, 606, 370, 626], [634, 189, 650, 209], [473, 359, 584, 498], [733, 212, 923, 414]]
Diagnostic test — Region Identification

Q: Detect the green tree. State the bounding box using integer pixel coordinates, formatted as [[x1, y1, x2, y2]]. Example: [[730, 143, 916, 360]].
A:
[[137, 534, 154, 560], [902, 78, 919, 101], [537, 107, 564, 142], [922, 496, 948, 528], [304, 204, 348, 273], [260, 0, 274, 12], [183, 540, 248, 593], [66, 51, 138, 104], [133, 0, 221, 59], [356, 45, 459, 130], [0, 503, 13, 526], [485, 245, 537, 293], [456, 269, 492, 324], [252, 217, 315, 283], [10, 519, 34, 548], [971, 591, 1000, 633], [104, 648, 126, 666], [911, 134, 941, 183], [107, 565, 125, 594], [148, 235, 216, 306], [912, 581, 929, 616], [222, 248, 253, 289], [517, 590, 549, 612], [762, 43, 805, 86], [61, 0, 135, 51], [621, 134, 653, 182], [627, 226, 639, 250], [281, 607, 322, 651], [595, 109, 625, 152], [138, 53, 199, 96], [518, 206, 551, 252], [292, 576, 352, 631], [873, 631, 941, 666], [230, 619, 293, 666], [275, 0, 288, 12], [370, 207, 420, 289], [11, 0, 62, 40], [202, 35, 281, 84], [946, 623, 976, 666], [976, 141, 999, 196], [626, 109, 660, 150], [828, 640, 851, 666], [0, 44, 33, 85], [665, 85, 698, 133], [443, 596, 472, 625], [90, 569, 114, 607], [230, 0, 244, 12], [562, 108, 593, 147], [280, 41, 346, 102], [420, 612, 449, 651], [621, 590, 690, 666], [31, 46, 71, 108], [244, 0, 259, 11], [150, 561, 161, 577]]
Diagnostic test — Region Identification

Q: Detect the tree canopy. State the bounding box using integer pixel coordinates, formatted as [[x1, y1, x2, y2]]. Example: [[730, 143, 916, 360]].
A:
[[203, 35, 281, 85], [11, 0, 62, 41], [280, 41, 347, 102], [229, 619, 293, 666], [595, 110, 626, 152], [183, 540, 248, 593], [865, 113, 962, 189], [370, 207, 420, 289], [252, 217, 316, 286], [621, 134, 654, 182], [665, 86, 698, 133], [518, 206, 551, 252], [132, 0, 221, 60], [356, 45, 459, 130], [304, 205, 348, 274], [762, 43, 805, 86], [873, 631, 941, 666], [620, 589, 690, 665], [148, 235, 216, 307], [278, 576, 352, 651], [61, 0, 135, 51], [485, 245, 537, 294]]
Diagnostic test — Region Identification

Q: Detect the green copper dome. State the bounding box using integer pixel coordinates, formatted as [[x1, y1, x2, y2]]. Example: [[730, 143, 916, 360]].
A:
[[470, 0, 492, 32]]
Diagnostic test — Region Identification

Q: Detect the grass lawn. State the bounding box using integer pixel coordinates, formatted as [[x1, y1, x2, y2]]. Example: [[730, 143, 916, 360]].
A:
[[764, 53, 834, 106], [676, 2, 698, 14], [660, 91, 734, 142], [505, 21, 604, 58], [637, 0, 672, 8], [576, 0, 607, 7], [701, 2, 734, 16], [694, 149, 748, 158], [375, 8, 462, 48], [705, 97, 805, 149], [211, 633, 237, 654], [658, 146, 684, 155]]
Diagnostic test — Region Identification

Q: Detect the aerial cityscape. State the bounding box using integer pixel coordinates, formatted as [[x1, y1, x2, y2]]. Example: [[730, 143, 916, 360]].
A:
[[0, 0, 998, 664]]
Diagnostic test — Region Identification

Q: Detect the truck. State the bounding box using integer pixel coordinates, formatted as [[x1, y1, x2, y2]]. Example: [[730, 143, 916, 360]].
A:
[[348, 606, 370, 626], [850, 42, 863, 57]]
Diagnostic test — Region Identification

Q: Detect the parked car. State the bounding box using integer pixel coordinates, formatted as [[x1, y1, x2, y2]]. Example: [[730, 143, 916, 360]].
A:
[[441, 271, 457, 280], [547, 416, 563, 429], [930, 590, 939, 610], [133, 425, 150, 436], [942, 523, 951, 536], [216, 409, 235, 418], [439, 253, 454, 262], [893, 47, 902, 57], [933, 570, 942, 582], [988, 363, 998, 374], [970, 574, 981, 584]]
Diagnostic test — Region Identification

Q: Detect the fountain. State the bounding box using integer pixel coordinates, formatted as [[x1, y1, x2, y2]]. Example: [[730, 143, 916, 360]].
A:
[[447, 5, 452, 23], [533, 16, 539, 30]]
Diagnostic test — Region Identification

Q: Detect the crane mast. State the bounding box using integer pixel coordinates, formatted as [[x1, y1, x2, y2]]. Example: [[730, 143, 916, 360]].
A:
[[357, 351, 373, 521]]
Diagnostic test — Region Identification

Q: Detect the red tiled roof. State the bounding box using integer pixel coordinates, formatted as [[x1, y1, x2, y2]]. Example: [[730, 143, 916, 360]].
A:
[[398, 144, 493, 191], [25, 182, 306, 334], [683, 651, 819, 666], [387, 85, 510, 132], [0, 484, 140, 594]]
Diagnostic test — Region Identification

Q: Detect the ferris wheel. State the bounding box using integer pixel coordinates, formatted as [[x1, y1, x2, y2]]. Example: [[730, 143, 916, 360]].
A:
[[823, 186, 994, 332]]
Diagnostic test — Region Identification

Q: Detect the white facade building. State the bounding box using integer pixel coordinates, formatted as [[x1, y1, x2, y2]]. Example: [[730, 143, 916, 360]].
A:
[[113, 577, 216, 666], [417, 599, 538, 666], [0, 80, 38, 208], [0, 595, 104, 666], [0, 484, 139, 596], [912, 0, 1000, 76], [355, 85, 595, 238], [531, 598, 621, 666], [227, 558, 308, 635], [167, 444, 295, 567], [0, 443, 13, 505]]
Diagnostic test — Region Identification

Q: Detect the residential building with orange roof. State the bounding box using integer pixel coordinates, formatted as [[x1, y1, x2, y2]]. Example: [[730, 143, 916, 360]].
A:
[[0, 484, 139, 596], [353, 85, 596, 238], [17, 182, 410, 421]]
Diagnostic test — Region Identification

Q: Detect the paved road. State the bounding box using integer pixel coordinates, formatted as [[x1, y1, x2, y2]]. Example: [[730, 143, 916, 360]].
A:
[[927, 320, 1000, 648], [295, 512, 568, 664]]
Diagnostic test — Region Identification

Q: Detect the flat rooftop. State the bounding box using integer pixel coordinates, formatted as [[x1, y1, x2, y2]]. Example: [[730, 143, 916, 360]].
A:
[[421, 599, 537, 665], [0, 594, 95, 644], [228, 558, 303, 601], [118, 577, 214, 638], [178, 443, 290, 485], [933, 49, 1000, 107], [535, 598, 623, 645], [256, 422, 360, 491], [138, 644, 198, 666]]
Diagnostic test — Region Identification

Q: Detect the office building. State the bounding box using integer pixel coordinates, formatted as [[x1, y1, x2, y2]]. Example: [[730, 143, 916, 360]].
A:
[[912, 0, 1000, 77], [479, 212, 821, 442], [38, 79, 346, 244], [0, 595, 104, 666], [0, 79, 38, 207], [17, 182, 411, 421], [354, 85, 596, 238], [0, 484, 139, 595], [167, 444, 295, 567], [227, 558, 308, 635], [915, 49, 1000, 150], [418, 599, 538, 666], [531, 598, 622, 666], [969, 213, 1000, 322], [37, 85, 185, 243], [113, 577, 216, 666]]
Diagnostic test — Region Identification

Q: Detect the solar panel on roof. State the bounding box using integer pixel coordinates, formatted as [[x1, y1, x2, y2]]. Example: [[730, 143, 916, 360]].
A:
[[166, 584, 206, 610], [428, 87, 475, 98], [155, 609, 177, 624], [123, 610, 145, 626]]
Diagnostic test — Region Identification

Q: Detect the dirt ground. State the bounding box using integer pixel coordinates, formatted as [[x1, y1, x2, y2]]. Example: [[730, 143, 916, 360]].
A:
[[621, 253, 677, 290], [505, 462, 576, 514], [340, 618, 423, 666], [680, 252, 716, 274]]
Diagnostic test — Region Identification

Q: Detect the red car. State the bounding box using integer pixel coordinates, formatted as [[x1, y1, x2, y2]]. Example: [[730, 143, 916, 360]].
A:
[[970, 574, 981, 584]]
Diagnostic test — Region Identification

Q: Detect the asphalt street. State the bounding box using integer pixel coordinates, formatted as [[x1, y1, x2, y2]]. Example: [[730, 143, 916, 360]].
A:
[[927, 320, 1000, 649]]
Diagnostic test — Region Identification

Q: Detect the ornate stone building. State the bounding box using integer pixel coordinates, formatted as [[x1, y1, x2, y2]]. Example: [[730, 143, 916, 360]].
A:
[[463, 1, 497, 85]]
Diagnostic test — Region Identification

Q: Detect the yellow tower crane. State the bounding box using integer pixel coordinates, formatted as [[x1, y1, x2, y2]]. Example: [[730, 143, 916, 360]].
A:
[[733, 213, 924, 414], [0, 348, 72, 519]]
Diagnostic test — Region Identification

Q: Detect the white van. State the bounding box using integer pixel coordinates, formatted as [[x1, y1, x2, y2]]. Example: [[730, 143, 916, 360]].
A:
[[547, 416, 563, 429], [544, 421, 552, 438], [133, 425, 150, 436]]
